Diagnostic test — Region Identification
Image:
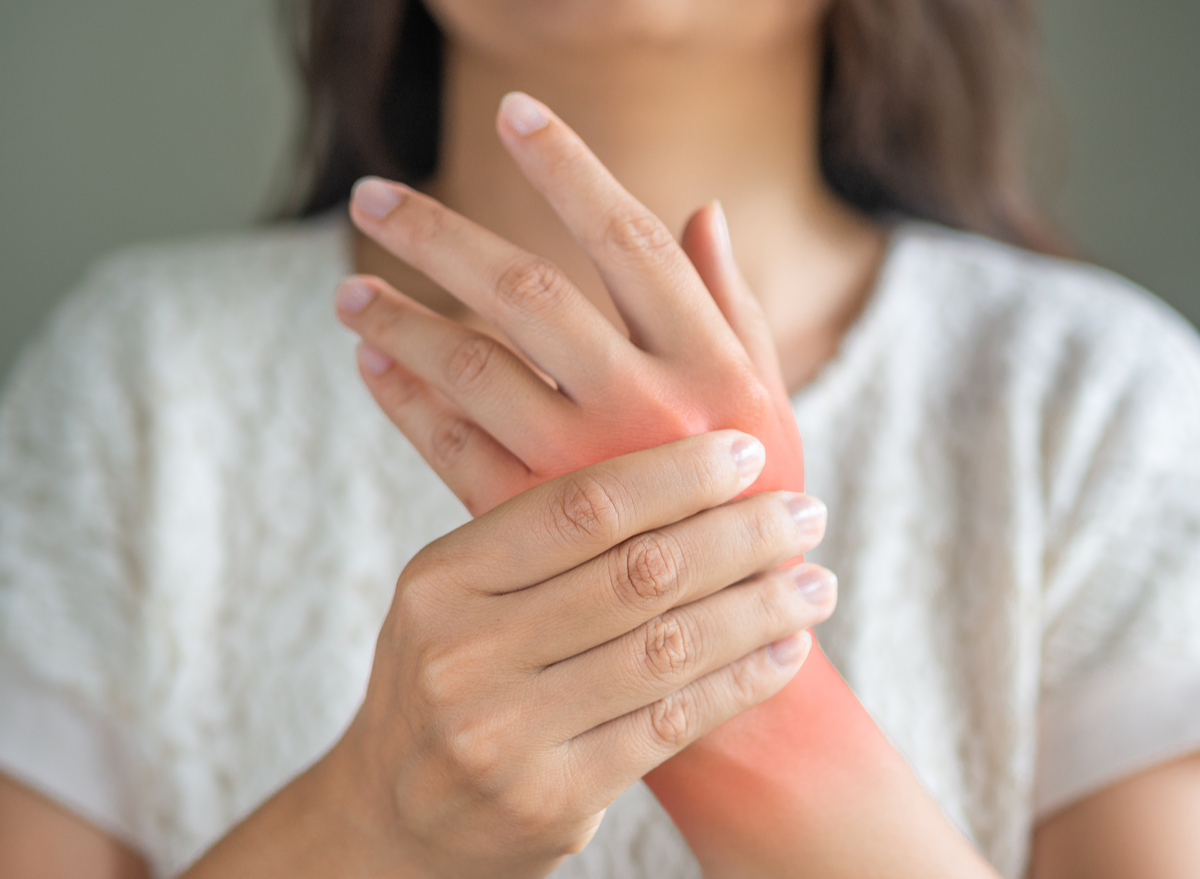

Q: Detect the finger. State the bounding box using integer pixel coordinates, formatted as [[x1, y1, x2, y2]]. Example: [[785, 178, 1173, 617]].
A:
[[503, 491, 827, 666], [413, 430, 766, 595], [348, 177, 627, 401], [544, 563, 836, 738], [338, 275, 568, 462], [355, 343, 536, 517], [495, 93, 733, 356], [681, 202, 788, 401], [567, 630, 812, 810]]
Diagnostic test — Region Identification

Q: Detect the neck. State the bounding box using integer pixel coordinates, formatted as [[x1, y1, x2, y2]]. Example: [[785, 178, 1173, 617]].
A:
[[355, 29, 885, 391]]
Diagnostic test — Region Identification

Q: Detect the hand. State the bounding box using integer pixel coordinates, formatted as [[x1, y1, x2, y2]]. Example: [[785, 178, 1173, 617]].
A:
[[337, 433, 832, 878], [336, 92, 803, 518], [337, 94, 999, 879], [336, 91, 826, 875]]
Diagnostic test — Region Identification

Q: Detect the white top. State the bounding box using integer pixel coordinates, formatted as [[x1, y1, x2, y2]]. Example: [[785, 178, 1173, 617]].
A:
[[2, 217, 1200, 879]]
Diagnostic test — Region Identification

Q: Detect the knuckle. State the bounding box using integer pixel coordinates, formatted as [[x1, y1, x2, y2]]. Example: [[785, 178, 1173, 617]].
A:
[[493, 783, 559, 842], [445, 335, 500, 394], [746, 382, 775, 415], [415, 648, 461, 710], [742, 499, 790, 554], [545, 473, 624, 544], [495, 257, 572, 317], [561, 828, 595, 857], [755, 575, 796, 629], [687, 446, 728, 499], [395, 556, 428, 604], [442, 718, 506, 793], [603, 211, 677, 264], [383, 369, 424, 410], [403, 540, 452, 590], [640, 613, 695, 680], [392, 559, 443, 636], [393, 570, 426, 624], [430, 416, 476, 470], [726, 653, 767, 707], [613, 532, 685, 610], [559, 811, 606, 856], [647, 690, 697, 750]]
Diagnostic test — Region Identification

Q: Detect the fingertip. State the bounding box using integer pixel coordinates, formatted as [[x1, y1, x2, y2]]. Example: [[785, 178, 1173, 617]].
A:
[[335, 276, 378, 317], [711, 200, 732, 258], [357, 342, 394, 376], [350, 176, 407, 221], [498, 91, 550, 136], [681, 201, 722, 259], [784, 493, 827, 540], [794, 564, 837, 612], [730, 432, 767, 489], [767, 629, 812, 671]]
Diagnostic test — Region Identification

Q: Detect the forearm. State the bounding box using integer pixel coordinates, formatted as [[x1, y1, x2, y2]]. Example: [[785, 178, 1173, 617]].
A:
[[648, 640, 999, 879], [179, 733, 417, 879]]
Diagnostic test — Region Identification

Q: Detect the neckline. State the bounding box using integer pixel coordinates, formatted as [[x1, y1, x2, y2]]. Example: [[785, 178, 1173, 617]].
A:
[[788, 220, 921, 412]]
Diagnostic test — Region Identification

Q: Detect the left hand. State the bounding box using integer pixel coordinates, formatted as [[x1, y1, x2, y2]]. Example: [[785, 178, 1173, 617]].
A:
[[336, 91, 806, 517]]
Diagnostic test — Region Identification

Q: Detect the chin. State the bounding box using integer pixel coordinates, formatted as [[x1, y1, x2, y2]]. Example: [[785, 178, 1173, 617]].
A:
[[425, 0, 825, 57]]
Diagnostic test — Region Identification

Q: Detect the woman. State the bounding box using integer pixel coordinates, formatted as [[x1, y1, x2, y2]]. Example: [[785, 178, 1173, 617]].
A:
[[2, 0, 1199, 876]]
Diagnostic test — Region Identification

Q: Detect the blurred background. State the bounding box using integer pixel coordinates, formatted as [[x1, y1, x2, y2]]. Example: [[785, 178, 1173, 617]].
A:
[[1, 0, 1197, 387]]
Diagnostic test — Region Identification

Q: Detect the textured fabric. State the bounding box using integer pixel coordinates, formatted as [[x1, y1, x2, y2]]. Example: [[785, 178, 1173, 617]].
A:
[[1, 217, 1199, 878]]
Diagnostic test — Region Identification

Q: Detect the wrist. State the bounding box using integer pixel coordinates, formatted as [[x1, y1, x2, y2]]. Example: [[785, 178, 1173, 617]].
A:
[[315, 717, 431, 878], [179, 722, 427, 879]]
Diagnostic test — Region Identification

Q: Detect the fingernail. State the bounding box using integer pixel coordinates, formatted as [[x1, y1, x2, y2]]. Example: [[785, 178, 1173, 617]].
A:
[[768, 630, 811, 669], [713, 201, 732, 257], [336, 278, 377, 314], [357, 342, 393, 375], [795, 567, 837, 608], [500, 92, 549, 135], [352, 177, 404, 219], [785, 494, 826, 536], [731, 436, 766, 486]]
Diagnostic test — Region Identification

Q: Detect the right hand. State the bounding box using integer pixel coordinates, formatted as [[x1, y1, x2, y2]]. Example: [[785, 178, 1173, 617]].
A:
[[333, 430, 834, 879]]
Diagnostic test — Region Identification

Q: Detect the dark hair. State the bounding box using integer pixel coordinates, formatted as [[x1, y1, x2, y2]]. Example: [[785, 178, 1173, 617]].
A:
[[283, 0, 1059, 253]]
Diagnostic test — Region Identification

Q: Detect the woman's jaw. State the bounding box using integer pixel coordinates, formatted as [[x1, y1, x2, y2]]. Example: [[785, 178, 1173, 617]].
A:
[[423, 0, 830, 59]]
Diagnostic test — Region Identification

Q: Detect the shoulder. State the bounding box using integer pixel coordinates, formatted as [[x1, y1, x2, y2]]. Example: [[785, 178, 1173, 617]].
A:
[[58, 213, 349, 338], [5, 215, 351, 407], [0, 215, 356, 509], [888, 221, 1200, 371], [881, 222, 1200, 431]]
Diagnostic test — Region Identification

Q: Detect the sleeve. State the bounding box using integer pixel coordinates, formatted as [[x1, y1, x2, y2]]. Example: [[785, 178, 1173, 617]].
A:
[[1034, 293, 1200, 818], [0, 260, 152, 848]]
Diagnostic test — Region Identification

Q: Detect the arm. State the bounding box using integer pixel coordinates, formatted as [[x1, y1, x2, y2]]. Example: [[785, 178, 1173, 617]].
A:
[[0, 772, 148, 879], [6, 435, 825, 878], [1029, 752, 1200, 879], [340, 92, 994, 877], [183, 433, 825, 877], [0, 727, 412, 879], [11, 751, 1200, 878], [1, 433, 825, 878]]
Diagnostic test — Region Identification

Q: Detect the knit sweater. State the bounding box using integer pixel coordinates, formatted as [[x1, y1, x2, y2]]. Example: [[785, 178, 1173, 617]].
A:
[[2, 217, 1199, 877]]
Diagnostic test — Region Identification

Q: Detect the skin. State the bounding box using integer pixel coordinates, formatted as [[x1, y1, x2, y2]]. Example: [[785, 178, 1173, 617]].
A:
[[358, 0, 884, 393], [2, 0, 1199, 876], [194, 434, 831, 879], [339, 96, 995, 879]]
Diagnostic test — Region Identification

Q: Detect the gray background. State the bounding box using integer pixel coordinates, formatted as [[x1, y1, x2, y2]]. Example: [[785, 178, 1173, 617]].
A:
[[2, 0, 1197, 387]]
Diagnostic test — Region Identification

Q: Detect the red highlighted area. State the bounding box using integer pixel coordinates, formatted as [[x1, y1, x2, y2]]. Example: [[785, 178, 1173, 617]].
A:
[[466, 350, 911, 873]]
